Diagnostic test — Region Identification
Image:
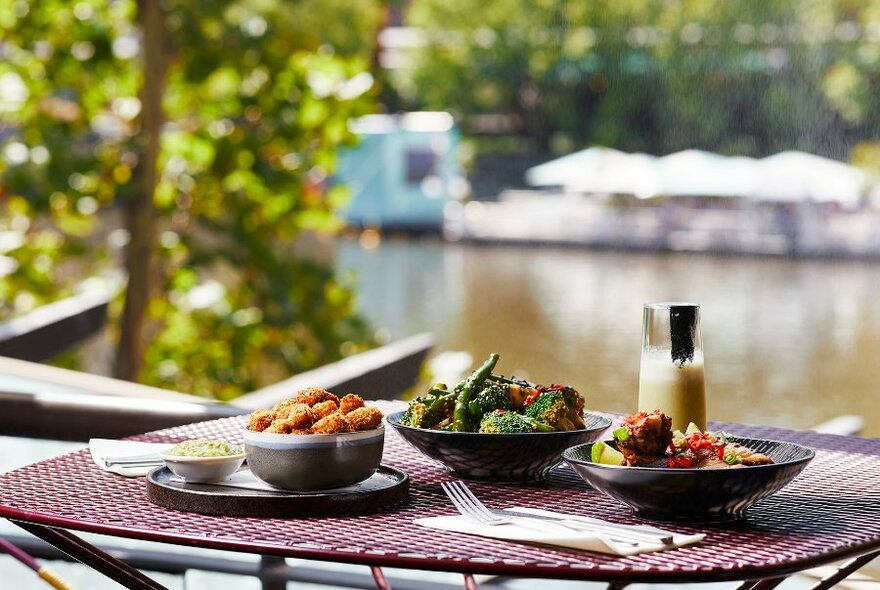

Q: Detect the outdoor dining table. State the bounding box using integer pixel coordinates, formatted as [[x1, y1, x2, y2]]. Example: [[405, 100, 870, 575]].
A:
[[1, 400, 879, 590]]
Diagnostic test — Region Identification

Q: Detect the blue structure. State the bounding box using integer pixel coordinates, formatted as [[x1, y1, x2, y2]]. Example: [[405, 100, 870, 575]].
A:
[[336, 112, 463, 230]]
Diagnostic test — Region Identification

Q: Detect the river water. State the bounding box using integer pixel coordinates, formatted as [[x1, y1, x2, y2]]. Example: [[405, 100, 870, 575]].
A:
[[338, 237, 880, 437]]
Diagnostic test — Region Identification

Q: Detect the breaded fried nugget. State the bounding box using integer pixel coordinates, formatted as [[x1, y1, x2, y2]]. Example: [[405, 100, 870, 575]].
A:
[[339, 393, 365, 414], [346, 406, 383, 431], [272, 402, 310, 421], [282, 404, 317, 430], [293, 387, 339, 407], [272, 398, 302, 417], [310, 413, 351, 434], [248, 409, 275, 432], [312, 400, 339, 420], [265, 420, 293, 434]]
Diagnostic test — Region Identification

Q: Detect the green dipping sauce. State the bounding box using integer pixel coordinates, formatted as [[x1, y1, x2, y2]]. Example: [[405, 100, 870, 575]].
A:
[[166, 439, 242, 457]]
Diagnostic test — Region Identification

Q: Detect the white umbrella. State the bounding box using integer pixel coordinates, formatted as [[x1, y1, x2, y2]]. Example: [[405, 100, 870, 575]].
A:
[[656, 150, 759, 198], [590, 151, 660, 198], [525, 146, 626, 189], [526, 148, 660, 198], [753, 151, 866, 206], [526, 147, 868, 206]]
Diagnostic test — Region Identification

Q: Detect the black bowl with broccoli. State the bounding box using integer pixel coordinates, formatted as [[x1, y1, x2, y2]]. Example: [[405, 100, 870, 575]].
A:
[[386, 353, 612, 482]]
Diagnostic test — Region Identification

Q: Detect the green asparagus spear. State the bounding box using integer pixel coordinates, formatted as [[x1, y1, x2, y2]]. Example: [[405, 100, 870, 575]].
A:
[[488, 373, 533, 387], [420, 391, 456, 427], [452, 353, 499, 431], [487, 373, 517, 385]]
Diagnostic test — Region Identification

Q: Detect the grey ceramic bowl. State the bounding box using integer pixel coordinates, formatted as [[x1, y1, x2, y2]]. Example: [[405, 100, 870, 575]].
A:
[[387, 411, 612, 483], [243, 426, 385, 491], [564, 437, 815, 522]]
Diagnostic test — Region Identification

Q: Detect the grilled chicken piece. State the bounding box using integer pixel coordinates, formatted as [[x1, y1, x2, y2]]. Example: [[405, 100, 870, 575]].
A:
[[616, 410, 673, 466], [688, 444, 773, 468], [726, 444, 774, 466], [690, 448, 736, 469]]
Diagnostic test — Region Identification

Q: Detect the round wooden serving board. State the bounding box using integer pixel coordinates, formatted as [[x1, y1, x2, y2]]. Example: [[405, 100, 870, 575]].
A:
[[145, 465, 409, 517]]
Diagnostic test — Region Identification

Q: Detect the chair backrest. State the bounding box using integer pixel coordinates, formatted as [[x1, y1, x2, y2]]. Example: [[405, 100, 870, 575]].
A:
[[0, 287, 113, 362], [0, 332, 434, 441]]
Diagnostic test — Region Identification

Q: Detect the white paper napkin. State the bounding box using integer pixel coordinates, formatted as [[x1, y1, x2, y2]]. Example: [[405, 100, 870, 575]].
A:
[[415, 507, 704, 556], [89, 438, 172, 477]]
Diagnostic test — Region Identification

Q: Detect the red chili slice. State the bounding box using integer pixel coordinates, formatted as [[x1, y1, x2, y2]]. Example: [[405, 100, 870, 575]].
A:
[[668, 456, 692, 468], [522, 388, 541, 407]]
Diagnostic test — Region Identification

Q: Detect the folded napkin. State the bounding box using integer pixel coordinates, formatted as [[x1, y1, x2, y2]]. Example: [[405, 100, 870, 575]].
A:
[[89, 438, 172, 478], [415, 507, 704, 556]]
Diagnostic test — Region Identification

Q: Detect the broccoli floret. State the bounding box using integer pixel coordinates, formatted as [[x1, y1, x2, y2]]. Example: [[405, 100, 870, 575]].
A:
[[401, 392, 456, 428], [468, 383, 512, 421], [401, 400, 429, 427], [524, 387, 586, 430], [524, 391, 571, 430], [478, 410, 554, 433], [560, 386, 587, 429]]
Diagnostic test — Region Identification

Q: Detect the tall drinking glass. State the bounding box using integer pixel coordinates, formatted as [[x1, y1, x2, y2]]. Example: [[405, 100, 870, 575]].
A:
[[638, 302, 706, 432]]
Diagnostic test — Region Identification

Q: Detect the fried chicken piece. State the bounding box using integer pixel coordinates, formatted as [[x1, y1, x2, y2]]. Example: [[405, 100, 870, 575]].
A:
[[312, 400, 339, 420], [293, 387, 340, 407], [272, 399, 303, 417], [272, 402, 311, 422], [616, 410, 673, 466], [310, 413, 351, 434], [339, 393, 365, 414], [346, 406, 383, 431], [265, 420, 293, 434], [248, 409, 275, 432], [289, 404, 319, 430]]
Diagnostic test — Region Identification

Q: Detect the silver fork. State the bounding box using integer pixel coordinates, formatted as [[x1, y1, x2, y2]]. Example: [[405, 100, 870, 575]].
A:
[[440, 481, 672, 546], [441, 480, 516, 526], [440, 481, 640, 547]]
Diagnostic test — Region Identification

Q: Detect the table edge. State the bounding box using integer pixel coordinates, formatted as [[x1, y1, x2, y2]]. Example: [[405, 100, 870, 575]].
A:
[[3, 507, 879, 583]]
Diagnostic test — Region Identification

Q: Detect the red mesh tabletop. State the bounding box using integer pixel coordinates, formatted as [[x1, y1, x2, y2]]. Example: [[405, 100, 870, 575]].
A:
[[1, 400, 879, 584]]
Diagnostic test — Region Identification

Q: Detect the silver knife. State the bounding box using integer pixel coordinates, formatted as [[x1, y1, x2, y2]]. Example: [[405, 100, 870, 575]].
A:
[[103, 453, 164, 467]]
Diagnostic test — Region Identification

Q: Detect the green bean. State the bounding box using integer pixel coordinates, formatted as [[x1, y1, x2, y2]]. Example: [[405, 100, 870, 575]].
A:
[[488, 373, 532, 387], [523, 416, 555, 432], [420, 391, 456, 427], [468, 399, 483, 423], [452, 353, 499, 431], [487, 373, 516, 384]]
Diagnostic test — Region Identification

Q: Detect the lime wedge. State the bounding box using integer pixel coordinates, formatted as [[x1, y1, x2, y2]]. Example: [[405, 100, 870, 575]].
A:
[[612, 426, 629, 441], [590, 440, 625, 466]]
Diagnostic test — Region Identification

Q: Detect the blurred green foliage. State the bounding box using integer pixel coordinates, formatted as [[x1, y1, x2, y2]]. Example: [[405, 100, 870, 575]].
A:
[[1, 0, 384, 399], [400, 0, 880, 160]]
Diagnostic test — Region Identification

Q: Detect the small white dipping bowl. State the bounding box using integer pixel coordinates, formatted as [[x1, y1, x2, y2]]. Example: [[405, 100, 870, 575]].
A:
[[159, 450, 246, 483]]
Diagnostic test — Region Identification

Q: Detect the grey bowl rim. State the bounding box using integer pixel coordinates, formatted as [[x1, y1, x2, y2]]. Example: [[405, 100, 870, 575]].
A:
[[385, 410, 612, 438], [243, 423, 385, 444], [563, 437, 816, 473]]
